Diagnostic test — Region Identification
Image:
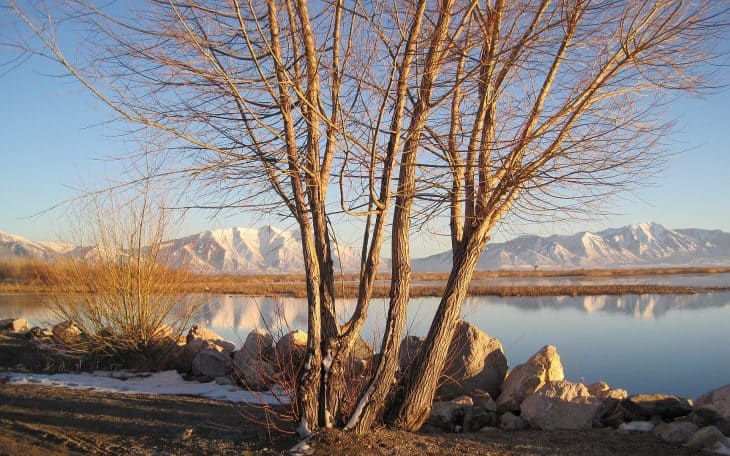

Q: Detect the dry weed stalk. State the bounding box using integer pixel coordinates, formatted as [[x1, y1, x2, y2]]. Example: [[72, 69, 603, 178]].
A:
[[47, 189, 203, 369]]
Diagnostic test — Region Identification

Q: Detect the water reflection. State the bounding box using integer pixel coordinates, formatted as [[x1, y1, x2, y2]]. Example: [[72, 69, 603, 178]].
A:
[[466, 293, 730, 320], [2, 291, 729, 397]]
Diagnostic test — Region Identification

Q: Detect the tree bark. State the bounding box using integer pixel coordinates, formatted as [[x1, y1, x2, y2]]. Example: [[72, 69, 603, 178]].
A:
[[387, 227, 492, 431]]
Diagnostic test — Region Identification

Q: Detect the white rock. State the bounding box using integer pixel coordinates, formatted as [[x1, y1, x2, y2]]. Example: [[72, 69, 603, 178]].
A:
[[0, 318, 29, 333], [586, 381, 628, 400], [274, 330, 308, 371], [520, 381, 603, 430], [192, 348, 233, 379], [436, 321, 508, 400], [496, 345, 564, 412], [185, 325, 235, 352], [242, 328, 274, 360], [52, 321, 83, 342]]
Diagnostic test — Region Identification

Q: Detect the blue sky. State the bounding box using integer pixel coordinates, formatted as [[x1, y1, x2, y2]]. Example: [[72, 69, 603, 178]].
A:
[[1, 52, 729, 257]]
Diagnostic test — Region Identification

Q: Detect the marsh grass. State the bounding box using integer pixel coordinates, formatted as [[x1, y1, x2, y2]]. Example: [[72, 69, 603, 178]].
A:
[[3, 263, 729, 297]]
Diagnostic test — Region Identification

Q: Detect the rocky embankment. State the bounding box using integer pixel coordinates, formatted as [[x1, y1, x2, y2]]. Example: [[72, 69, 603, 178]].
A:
[[1, 317, 729, 455]]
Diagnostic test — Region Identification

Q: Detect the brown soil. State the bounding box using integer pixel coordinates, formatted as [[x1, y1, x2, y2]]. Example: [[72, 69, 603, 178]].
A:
[[0, 383, 701, 456], [308, 427, 701, 455], [0, 332, 703, 455], [0, 383, 297, 455]]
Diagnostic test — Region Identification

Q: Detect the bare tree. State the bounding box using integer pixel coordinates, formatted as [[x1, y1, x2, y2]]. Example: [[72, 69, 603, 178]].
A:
[[5, 0, 728, 436]]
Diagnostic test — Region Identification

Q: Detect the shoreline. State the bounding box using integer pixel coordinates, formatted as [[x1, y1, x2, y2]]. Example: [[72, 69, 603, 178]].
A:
[[2, 282, 729, 298], [1, 324, 727, 456], [3, 265, 730, 298]]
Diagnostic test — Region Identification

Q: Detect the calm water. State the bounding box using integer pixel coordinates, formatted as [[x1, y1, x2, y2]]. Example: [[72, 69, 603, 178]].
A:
[[416, 272, 730, 288], [2, 289, 729, 398]]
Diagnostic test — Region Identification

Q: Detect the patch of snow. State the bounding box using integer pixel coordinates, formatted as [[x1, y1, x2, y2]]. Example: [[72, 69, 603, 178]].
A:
[[297, 414, 312, 438], [710, 441, 730, 456], [619, 421, 654, 432], [4, 370, 285, 405], [322, 351, 333, 373], [289, 439, 313, 455]]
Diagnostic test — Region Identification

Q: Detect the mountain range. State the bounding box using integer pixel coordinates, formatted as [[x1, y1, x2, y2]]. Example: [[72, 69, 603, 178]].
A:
[[2, 222, 729, 273], [413, 222, 730, 271]]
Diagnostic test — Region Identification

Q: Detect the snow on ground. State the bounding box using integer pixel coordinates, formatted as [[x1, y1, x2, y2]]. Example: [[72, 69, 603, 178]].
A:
[[4, 370, 288, 405]]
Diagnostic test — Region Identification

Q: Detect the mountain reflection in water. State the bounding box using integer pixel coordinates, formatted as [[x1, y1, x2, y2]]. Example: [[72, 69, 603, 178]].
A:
[[1, 291, 729, 398]]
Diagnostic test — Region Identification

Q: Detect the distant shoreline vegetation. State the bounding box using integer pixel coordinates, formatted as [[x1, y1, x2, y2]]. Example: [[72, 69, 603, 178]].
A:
[[1, 258, 729, 298]]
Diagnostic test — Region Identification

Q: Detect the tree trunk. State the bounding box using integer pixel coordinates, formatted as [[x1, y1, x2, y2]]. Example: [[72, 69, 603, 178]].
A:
[[296, 224, 323, 437], [386, 228, 491, 430]]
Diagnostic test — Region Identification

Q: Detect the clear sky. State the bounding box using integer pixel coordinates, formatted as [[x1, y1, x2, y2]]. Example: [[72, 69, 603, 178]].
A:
[[1, 51, 729, 257]]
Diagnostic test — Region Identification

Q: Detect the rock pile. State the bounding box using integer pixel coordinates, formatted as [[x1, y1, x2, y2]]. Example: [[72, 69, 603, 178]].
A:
[[4, 316, 729, 454], [397, 326, 730, 455]]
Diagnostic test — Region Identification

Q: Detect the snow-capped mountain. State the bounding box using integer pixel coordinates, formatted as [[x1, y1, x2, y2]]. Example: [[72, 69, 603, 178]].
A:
[[413, 222, 730, 271], [0, 231, 60, 261], [3, 222, 730, 273], [157, 226, 364, 274]]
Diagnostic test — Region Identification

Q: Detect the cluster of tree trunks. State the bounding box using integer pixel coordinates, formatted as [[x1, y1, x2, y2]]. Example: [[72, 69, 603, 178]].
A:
[[7, 0, 728, 435]]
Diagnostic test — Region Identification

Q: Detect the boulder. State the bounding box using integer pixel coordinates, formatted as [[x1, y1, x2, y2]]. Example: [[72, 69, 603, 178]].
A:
[[470, 389, 497, 413], [398, 335, 424, 372], [687, 409, 730, 436], [686, 426, 730, 452], [176, 337, 235, 373], [29, 326, 53, 338], [654, 421, 698, 444], [274, 330, 308, 371], [496, 345, 564, 412], [520, 380, 603, 430], [187, 324, 222, 343], [0, 318, 29, 333], [427, 396, 473, 431], [351, 336, 374, 360], [186, 325, 235, 352], [233, 350, 277, 391], [621, 394, 692, 420], [499, 411, 527, 431], [587, 381, 628, 400], [153, 324, 183, 343], [52, 321, 83, 343], [697, 384, 730, 420], [241, 328, 274, 360], [599, 401, 628, 428], [436, 321, 508, 400], [463, 405, 497, 432], [215, 375, 236, 386], [192, 347, 232, 379]]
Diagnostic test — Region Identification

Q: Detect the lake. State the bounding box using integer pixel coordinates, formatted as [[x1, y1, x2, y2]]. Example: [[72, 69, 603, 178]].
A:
[[2, 288, 729, 399]]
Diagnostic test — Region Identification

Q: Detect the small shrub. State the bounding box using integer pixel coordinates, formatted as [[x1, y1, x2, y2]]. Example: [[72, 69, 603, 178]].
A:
[[47, 188, 203, 370]]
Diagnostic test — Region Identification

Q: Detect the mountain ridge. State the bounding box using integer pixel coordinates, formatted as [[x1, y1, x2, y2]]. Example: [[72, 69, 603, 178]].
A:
[[2, 222, 730, 273], [413, 222, 730, 271]]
